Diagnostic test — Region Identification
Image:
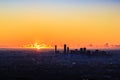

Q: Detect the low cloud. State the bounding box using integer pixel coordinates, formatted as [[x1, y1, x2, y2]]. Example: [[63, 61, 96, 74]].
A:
[[104, 43, 109, 47], [114, 45, 120, 47]]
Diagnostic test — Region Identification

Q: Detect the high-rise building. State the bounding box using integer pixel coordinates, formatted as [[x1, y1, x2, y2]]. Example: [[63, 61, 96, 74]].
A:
[[83, 47, 86, 53], [64, 44, 67, 53], [55, 45, 57, 53], [67, 47, 69, 53], [80, 48, 83, 53]]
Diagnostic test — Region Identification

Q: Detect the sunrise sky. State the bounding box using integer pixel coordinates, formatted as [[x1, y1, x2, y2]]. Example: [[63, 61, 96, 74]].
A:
[[0, 0, 120, 49]]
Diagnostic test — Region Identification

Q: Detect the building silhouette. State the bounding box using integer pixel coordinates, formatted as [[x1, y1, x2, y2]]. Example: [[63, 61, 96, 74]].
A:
[[67, 47, 69, 53], [54, 44, 107, 56], [83, 48, 86, 53], [64, 44, 67, 53], [55, 45, 57, 53]]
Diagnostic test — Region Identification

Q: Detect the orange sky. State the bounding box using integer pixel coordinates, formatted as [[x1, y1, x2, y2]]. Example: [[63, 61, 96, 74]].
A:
[[0, 0, 120, 49]]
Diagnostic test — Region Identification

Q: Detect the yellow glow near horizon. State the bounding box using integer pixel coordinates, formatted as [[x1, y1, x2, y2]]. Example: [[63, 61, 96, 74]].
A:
[[24, 43, 52, 49]]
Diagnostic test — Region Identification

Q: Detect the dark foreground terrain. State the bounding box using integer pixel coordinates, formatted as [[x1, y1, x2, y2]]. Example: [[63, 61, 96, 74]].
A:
[[0, 49, 120, 80]]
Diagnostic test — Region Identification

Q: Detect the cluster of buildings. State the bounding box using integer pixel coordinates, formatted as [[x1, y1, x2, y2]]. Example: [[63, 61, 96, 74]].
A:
[[55, 44, 107, 56]]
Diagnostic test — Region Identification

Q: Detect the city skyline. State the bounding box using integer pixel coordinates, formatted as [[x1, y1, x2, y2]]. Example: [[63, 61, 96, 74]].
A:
[[0, 0, 120, 49], [54, 44, 107, 56]]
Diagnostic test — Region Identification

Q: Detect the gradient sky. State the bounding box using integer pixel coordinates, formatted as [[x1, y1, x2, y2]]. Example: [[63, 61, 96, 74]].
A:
[[0, 0, 120, 48]]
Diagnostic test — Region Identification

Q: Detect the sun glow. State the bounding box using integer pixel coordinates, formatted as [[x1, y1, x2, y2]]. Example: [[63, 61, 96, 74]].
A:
[[24, 43, 52, 49]]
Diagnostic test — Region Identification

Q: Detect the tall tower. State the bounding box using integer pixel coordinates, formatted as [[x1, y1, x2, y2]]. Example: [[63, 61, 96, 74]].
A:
[[64, 44, 67, 53], [83, 47, 86, 53], [67, 47, 69, 53], [55, 45, 57, 53]]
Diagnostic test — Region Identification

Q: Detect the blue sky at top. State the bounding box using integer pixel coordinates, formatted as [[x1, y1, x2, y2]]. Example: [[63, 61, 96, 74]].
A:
[[0, 0, 120, 3]]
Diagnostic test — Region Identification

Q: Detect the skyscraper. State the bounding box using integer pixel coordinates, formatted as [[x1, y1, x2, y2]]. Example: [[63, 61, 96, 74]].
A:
[[64, 44, 67, 53], [67, 47, 69, 53], [55, 45, 57, 53]]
